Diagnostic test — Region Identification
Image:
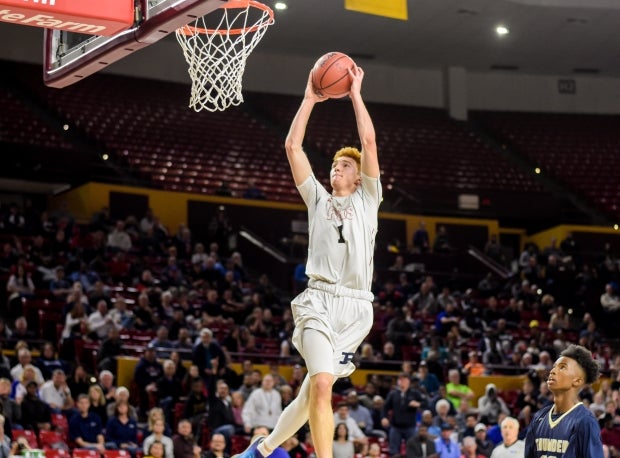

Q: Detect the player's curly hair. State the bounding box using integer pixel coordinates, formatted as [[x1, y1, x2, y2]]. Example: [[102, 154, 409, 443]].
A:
[[333, 147, 361, 172], [561, 344, 599, 385]]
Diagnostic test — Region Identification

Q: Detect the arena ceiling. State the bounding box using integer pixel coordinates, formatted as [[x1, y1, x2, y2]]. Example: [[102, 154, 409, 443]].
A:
[[1, 0, 620, 81]]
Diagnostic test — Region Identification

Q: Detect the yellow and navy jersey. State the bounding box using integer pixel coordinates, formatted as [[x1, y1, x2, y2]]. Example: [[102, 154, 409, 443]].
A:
[[525, 402, 604, 458]]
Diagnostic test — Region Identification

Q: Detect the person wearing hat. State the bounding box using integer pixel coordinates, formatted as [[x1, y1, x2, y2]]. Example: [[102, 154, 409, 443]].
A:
[[382, 373, 424, 456], [418, 361, 440, 397], [474, 424, 494, 458], [524, 344, 603, 458], [434, 423, 460, 458]]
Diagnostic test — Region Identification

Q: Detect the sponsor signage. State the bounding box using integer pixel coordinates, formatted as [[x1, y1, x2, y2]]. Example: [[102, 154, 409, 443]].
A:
[[0, 0, 134, 35]]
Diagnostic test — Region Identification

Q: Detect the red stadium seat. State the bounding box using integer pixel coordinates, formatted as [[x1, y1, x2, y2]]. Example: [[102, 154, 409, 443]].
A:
[[38, 430, 66, 449], [73, 449, 101, 458], [103, 451, 132, 458], [13, 429, 39, 448], [44, 448, 71, 458]]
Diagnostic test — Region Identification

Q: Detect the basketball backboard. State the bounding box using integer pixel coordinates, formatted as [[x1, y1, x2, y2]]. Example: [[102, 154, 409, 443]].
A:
[[43, 0, 224, 88]]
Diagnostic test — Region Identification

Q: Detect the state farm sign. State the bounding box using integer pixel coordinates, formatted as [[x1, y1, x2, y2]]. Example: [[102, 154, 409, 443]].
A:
[[0, 0, 134, 35]]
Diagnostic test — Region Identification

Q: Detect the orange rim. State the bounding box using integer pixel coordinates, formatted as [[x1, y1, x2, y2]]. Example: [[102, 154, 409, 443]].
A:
[[178, 0, 274, 36]]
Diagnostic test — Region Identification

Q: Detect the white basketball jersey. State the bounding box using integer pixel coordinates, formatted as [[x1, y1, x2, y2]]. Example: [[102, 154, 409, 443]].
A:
[[297, 173, 382, 292]]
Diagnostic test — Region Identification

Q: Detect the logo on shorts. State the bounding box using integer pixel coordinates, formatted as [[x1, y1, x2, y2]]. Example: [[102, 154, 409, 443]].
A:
[[339, 352, 355, 364]]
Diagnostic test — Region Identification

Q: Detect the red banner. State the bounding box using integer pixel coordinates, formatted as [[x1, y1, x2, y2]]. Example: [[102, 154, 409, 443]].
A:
[[0, 0, 134, 35]]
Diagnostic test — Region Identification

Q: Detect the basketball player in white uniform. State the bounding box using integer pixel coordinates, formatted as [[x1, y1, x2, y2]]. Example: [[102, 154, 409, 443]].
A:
[[235, 67, 381, 458]]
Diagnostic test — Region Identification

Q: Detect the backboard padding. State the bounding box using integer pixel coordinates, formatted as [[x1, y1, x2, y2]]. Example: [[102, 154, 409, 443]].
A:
[[44, 0, 225, 88]]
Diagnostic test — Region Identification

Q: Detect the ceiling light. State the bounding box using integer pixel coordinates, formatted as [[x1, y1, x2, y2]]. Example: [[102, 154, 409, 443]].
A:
[[534, 167, 541, 174], [496, 25, 509, 36], [274, 2, 287, 10]]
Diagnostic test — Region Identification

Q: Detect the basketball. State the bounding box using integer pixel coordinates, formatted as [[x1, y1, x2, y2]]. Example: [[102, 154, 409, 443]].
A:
[[311, 52, 356, 98]]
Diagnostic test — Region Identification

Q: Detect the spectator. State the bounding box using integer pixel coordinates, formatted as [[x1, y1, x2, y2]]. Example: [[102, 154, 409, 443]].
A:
[[6, 265, 35, 318], [107, 221, 132, 252], [10, 349, 44, 386], [105, 400, 139, 454], [12, 364, 38, 403], [346, 390, 382, 438], [39, 369, 74, 415], [106, 386, 138, 421], [333, 403, 368, 452], [0, 415, 11, 457], [191, 328, 226, 384], [183, 378, 208, 440], [381, 373, 423, 456], [433, 226, 451, 254], [88, 384, 108, 425], [599, 413, 620, 454], [406, 424, 438, 458], [462, 436, 486, 458], [20, 380, 52, 433], [0, 378, 20, 427], [87, 300, 115, 340], [50, 266, 72, 301], [241, 374, 281, 433], [203, 432, 230, 458], [108, 298, 134, 331], [172, 419, 202, 458], [446, 369, 474, 410], [412, 221, 430, 253], [207, 380, 236, 450], [601, 284, 620, 313], [435, 424, 460, 458], [418, 362, 441, 397], [156, 359, 183, 425], [474, 424, 494, 458], [98, 368, 119, 405], [67, 364, 91, 398], [35, 342, 67, 381], [11, 316, 36, 341], [143, 418, 174, 458], [477, 384, 509, 426], [69, 394, 105, 453], [134, 347, 163, 418], [97, 327, 126, 376], [146, 441, 166, 458], [489, 417, 524, 458], [150, 326, 175, 358], [333, 422, 355, 458], [463, 352, 486, 378]]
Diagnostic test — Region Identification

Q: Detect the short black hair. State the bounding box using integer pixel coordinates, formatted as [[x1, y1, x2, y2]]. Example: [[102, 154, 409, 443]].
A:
[[560, 344, 599, 385]]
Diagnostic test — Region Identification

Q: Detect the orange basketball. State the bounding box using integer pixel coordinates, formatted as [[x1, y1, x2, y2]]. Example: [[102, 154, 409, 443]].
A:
[[311, 52, 356, 99]]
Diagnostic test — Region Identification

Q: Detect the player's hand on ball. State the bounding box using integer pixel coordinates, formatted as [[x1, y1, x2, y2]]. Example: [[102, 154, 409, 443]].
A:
[[348, 66, 364, 97], [305, 71, 326, 103]]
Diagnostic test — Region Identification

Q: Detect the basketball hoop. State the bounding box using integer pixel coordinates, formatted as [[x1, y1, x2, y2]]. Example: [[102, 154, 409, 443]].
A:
[[175, 0, 274, 112]]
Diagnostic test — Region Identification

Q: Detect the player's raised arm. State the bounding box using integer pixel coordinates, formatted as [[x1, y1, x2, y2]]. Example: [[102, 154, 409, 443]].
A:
[[285, 71, 325, 186], [349, 66, 379, 179]]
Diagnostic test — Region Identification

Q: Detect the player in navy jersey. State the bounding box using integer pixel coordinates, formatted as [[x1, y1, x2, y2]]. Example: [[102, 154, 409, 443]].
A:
[[524, 344, 604, 458]]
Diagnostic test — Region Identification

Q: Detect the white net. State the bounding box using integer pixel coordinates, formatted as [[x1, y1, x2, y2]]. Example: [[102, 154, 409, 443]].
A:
[[175, 1, 274, 112]]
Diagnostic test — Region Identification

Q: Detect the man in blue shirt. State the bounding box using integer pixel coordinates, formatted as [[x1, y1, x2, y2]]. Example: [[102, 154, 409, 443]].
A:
[[69, 394, 105, 453], [435, 423, 460, 458]]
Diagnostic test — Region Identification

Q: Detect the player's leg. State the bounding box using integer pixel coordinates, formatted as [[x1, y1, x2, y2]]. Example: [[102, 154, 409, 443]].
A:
[[301, 328, 336, 458], [261, 375, 313, 453]]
